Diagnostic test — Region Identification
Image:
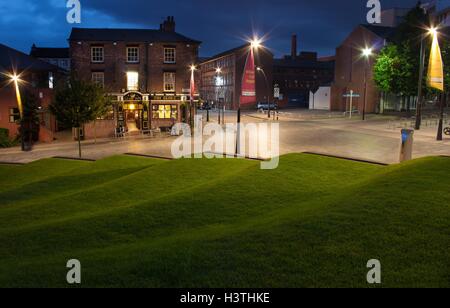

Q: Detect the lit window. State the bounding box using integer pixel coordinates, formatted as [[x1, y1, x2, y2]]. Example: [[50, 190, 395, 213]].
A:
[[127, 72, 139, 91], [127, 47, 139, 63], [164, 72, 175, 92], [152, 104, 178, 119], [49, 72, 54, 89], [9, 108, 20, 123], [92, 72, 105, 87], [164, 48, 176, 63], [91, 47, 104, 63]]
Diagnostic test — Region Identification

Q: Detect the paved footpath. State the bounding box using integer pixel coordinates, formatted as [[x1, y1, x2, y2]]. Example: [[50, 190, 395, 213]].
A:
[[0, 112, 449, 165]]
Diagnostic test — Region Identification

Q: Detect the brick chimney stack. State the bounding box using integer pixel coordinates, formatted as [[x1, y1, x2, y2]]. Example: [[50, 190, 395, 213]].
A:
[[160, 16, 176, 32], [291, 34, 297, 59]]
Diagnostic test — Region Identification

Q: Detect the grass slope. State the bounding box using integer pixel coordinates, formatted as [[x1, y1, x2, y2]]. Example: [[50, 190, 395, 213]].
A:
[[0, 154, 448, 288]]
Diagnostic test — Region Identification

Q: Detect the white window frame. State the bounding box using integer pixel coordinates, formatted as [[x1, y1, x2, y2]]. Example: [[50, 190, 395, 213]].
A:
[[9, 107, 20, 123], [127, 47, 139, 63], [91, 46, 104, 63], [92, 72, 105, 87], [163, 72, 176, 92], [164, 48, 176, 64]]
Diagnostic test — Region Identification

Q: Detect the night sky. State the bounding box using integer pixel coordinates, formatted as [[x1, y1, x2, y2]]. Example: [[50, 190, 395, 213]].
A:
[[0, 0, 419, 58]]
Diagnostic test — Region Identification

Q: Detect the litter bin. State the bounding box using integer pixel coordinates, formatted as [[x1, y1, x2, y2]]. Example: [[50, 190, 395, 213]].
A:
[[400, 129, 414, 162]]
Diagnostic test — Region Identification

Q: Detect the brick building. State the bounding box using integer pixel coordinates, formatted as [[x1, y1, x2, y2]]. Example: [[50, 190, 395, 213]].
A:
[[198, 44, 274, 110], [0, 43, 61, 142], [30, 45, 71, 71], [273, 35, 335, 108], [69, 16, 201, 137], [330, 25, 394, 114]]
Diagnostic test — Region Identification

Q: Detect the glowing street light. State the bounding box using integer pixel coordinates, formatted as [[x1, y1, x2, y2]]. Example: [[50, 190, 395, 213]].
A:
[[215, 67, 224, 124], [416, 26, 440, 130], [362, 47, 373, 58], [429, 27, 438, 36], [189, 65, 197, 127], [361, 47, 374, 121], [9, 73, 24, 119], [8, 72, 25, 151], [250, 38, 262, 49]]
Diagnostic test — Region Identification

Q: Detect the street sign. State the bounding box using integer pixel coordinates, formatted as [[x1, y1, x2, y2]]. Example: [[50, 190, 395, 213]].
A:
[[343, 93, 360, 98], [274, 84, 280, 99], [343, 90, 359, 119]]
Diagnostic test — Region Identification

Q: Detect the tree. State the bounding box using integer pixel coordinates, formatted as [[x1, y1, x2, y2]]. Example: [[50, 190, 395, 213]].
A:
[[20, 89, 40, 150], [373, 4, 430, 111], [50, 75, 111, 158], [374, 44, 405, 94]]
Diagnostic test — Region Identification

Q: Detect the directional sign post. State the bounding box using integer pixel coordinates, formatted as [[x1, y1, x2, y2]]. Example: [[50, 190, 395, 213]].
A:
[[343, 90, 360, 119]]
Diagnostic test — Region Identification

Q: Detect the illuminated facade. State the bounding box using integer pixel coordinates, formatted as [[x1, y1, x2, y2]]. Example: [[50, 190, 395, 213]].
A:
[[69, 17, 201, 137]]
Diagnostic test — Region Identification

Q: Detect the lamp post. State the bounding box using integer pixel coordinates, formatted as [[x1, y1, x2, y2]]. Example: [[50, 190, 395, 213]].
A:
[[362, 47, 373, 121], [236, 38, 261, 156], [416, 27, 438, 130], [189, 65, 196, 128], [216, 67, 223, 124], [10, 73, 26, 151], [257, 67, 271, 119]]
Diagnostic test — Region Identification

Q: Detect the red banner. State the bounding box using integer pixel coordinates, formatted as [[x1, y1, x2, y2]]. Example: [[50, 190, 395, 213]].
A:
[[240, 47, 256, 105], [190, 69, 196, 101]]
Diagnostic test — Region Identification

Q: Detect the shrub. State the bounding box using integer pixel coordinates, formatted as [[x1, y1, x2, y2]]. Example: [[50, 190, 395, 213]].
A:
[[0, 128, 11, 148]]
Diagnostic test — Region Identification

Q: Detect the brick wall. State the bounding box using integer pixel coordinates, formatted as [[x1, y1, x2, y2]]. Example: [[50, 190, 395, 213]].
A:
[[331, 26, 384, 113], [70, 41, 199, 94], [199, 45, 274, 110], [0, 86, 19, 138]]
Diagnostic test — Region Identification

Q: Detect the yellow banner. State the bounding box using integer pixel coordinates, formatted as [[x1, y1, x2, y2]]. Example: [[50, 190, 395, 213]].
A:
[[427, 33, 444, 92]]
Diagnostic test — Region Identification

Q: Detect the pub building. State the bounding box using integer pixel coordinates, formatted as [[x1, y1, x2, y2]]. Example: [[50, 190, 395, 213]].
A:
[[69, 16, 201, 138]]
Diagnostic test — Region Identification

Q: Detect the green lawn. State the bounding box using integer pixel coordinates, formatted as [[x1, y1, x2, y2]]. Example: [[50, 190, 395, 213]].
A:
[[0, 154, 448, 288]]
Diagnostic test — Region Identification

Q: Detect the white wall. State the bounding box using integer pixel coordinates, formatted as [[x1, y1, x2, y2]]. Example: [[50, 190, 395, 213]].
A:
[[309, 87, 331, 110]]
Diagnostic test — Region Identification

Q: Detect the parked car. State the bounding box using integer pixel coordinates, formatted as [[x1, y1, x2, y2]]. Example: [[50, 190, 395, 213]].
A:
[[257, 102, 278, 111], [200, 102, 212, 110]]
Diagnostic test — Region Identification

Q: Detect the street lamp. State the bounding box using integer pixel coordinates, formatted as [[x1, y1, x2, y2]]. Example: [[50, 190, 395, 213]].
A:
[[250, 38, 262, 49], [257, 67, 271, 119], [216, 67, 223, 124], [8, 73, 26, 151], [236, 37, 263, 155], [9, 73, 23, 117], [189, 65, 196, 127], [361, 47, 373, 121], [416, 26, 439, 130]]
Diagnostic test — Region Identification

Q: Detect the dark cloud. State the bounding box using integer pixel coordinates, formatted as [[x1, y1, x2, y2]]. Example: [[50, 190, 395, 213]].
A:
[[0, 0, 419, 57]]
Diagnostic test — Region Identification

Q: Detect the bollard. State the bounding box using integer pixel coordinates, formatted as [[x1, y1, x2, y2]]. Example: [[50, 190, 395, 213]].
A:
[[400, 129, 414, 162]]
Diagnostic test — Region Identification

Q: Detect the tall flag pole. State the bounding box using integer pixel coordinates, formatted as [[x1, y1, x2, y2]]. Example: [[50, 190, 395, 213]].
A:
[[236, 44, 257, 155], [190, 66, 196, 128], [427, 30, 446, 140]]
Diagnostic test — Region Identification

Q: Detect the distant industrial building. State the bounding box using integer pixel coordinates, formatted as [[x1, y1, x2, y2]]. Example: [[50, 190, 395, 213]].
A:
[[273, 35, 335, 108]]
